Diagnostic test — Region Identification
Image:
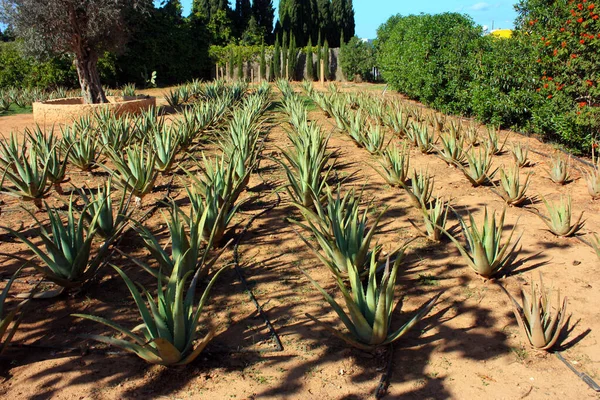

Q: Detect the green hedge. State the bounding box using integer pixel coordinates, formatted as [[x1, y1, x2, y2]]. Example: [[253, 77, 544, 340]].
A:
[[377, 9, 600, 154]]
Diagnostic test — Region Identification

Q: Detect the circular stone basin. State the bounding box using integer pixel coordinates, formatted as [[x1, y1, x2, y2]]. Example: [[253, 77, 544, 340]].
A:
[[33, 96, 156, 126]]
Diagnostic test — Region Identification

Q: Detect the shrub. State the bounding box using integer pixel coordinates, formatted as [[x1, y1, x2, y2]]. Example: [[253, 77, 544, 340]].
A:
[[340, 36, 376, 82]]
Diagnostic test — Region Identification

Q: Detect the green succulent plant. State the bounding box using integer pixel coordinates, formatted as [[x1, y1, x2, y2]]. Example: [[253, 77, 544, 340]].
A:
[[538, 196, 584, 237]]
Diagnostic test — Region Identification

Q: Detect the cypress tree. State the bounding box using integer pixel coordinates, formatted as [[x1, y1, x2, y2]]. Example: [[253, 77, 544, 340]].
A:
[[316, 34, 322, 81], [306, 37, 314, 81], [287, 34, 297, 81], [281, 31, 288, 79], [343, 0, 355, 42], [229, 50, 235, 80], [252, 0, 275, 43], [260, 46, 267, 80], [269, 52, 275, 81], [316, 0, 331, 45], [237, 54, 243, 81], [273, 34, 281, 79], [323, 39, 330, 80]]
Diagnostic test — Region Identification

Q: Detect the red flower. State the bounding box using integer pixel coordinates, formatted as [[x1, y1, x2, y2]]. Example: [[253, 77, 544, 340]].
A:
[[571, 53, 579, 58], [578, 3, 584, 10], [536, 88, 541, 92], [547, 95, 553, 99], [562, 41, 567, 47], [581, 39, 586, 43], [587, 80, 594, 86], [578, 17, 584, 22], [553, 49, 558, 56], [589, 3, 595, 9], [561, 27, 566, 31], [537, 58, 542, 62], [593, 14, 599, 18], [544, 83, 549, 88], [567, 19, 572, 23], [579, 101, 588, 107], [548, 77, 553, 81]]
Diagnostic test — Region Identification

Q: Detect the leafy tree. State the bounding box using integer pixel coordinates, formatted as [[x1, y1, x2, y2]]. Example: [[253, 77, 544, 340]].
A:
[[339, 36, 375, 81], [252, 0, 274, 43], [0, 0, 148, 103]]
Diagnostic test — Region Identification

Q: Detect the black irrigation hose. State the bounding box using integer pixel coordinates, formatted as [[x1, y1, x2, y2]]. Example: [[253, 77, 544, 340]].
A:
[[231, 151, 284, 353], [375, 343, 394, 399]]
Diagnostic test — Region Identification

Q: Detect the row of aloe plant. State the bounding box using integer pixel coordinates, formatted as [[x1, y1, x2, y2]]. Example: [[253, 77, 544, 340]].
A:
[[289, 82, 442, 351], [304, 82, 572, 353], [0, 80, 269, 362]]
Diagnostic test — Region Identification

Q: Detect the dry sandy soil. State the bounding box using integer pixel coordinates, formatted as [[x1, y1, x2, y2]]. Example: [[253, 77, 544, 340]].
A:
[[0, 83, 599, 399]]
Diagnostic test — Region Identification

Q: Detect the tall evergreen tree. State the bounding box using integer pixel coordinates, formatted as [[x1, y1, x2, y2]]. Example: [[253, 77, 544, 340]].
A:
[[306, 37, 314, 81], [287, 34, 297, 80], [316, 33, 322, 80], [323, 39, 330, 80], [316, 0, 332, 45], [235, 0, 252, 32], [273, 34, 281, 79], [343, 0, 355, 43], [281, 31, 288, 78], [237, 54, 243, 81], [252, 0, 275, 43], [260, 46, 267, 80]]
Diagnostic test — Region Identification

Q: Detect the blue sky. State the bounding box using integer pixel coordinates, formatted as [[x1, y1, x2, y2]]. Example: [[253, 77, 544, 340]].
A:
[[177, 0, 518, 38]]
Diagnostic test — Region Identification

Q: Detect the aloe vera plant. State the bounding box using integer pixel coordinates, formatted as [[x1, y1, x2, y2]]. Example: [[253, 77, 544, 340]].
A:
[[420, 197, 449, 241], [413, 123, 436, 154], [148, 126, 181, 173], [105, 142, 158, 202], [347, 111, 368, 146], [511, 142, 530, 167], [484, 125, 508, 155], [404, 169, 434, 207], [302, 254, 442, 350], [277, 124, 333, 208], [1, 268, 29, 355], [26, 127, 70, 194], [385, 105, 408, 136], [73, 263, 226, 365], [588, 233, 600, 259], [61, 123, 99, 172], [0, 143, 52, 209], [437, 130, 465, 165], [444, 208, 520, 279], [459, 147, 497, 186], [494, 165, 531, 206], [363, 124, 386, 155], [539, 196, 584, 237], [2, 197, 113, 288], [547, 154, 570, 185], [133, 201, 228, 280], [373, 143, 410, 186], [464, 123, 479, 147], [499, 274, 567, 351], [291, 186, 392, 276], [78, 180, 133, 239], [584, 166, 600, 199]]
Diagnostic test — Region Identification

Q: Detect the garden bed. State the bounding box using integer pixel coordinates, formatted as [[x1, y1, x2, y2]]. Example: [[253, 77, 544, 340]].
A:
[[32, 95, 156, 126]]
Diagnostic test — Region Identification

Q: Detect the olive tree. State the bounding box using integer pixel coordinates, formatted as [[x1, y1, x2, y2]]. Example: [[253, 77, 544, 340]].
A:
[[0, 0, 147, 103]]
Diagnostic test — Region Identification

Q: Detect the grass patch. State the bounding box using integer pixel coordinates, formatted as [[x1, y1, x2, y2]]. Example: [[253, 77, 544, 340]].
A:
[[0, 104, 33, 116]]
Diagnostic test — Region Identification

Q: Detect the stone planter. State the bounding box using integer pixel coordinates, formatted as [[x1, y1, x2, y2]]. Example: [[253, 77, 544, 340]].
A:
[[33, 96, 156, 126]]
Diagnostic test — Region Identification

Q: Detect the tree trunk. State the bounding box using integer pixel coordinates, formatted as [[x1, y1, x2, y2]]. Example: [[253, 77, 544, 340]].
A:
[[75, 50, 107, 104]]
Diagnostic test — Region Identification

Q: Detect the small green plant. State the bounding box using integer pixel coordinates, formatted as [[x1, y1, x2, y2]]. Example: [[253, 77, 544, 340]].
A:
[[444, 208, 520, 279], [420, 197, 449, 241], [121, 83, 136, 97], [437, 130, 465, 165], [73, 263, 227, 365], [414, 123, 436, 154], [61, 122, 99, 172], [459, 147, 497, 186], [499, 274, 567, 351], [363, 124, 386, 155], [104, 141, 158, 203], [538, 196, 584, 237], [148, 126, 181, 173], [547, 154, 570, 185], [78, 179, 133, 240], [511, 143, 530, 168], [301, 254, 442, 350], [2, 197, 113, 289], [494, 165, 532, 206], [584, 166, 600, 199], [464, 123, 479, 147], [404, 169, 434, 207], [373, 143, 410, 186], [484, 125, 508, 155]]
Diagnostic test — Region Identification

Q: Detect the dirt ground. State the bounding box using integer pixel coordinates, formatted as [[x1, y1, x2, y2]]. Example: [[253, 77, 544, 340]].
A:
[[0, 83, 599, 399]]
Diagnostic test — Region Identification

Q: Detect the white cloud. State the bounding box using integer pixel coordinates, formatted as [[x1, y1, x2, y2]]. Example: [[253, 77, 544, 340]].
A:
[[470, 2, 491, 11]]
